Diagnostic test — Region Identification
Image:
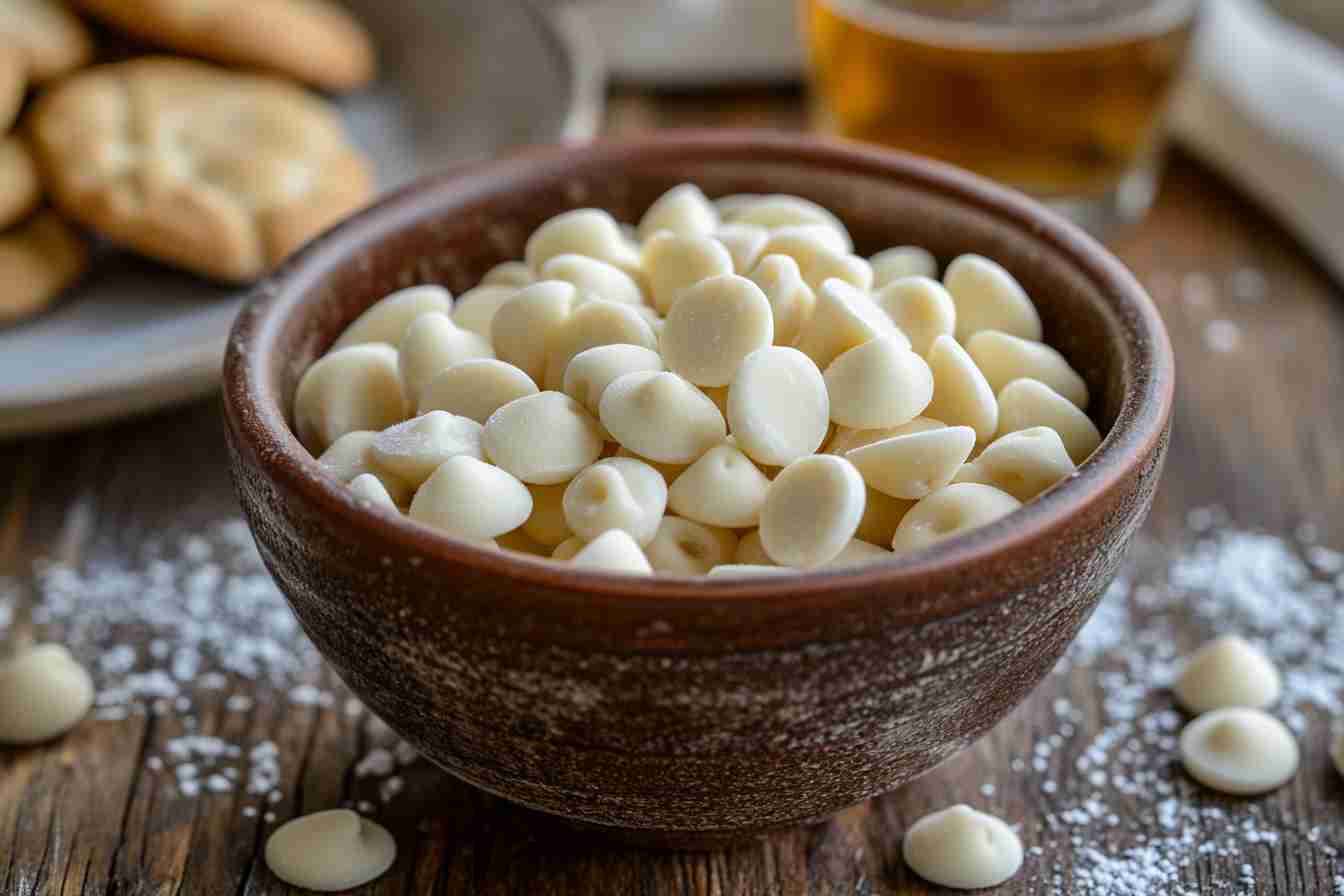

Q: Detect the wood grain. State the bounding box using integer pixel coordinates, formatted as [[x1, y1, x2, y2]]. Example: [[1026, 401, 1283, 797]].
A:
[[2, 86, 1343, 894]]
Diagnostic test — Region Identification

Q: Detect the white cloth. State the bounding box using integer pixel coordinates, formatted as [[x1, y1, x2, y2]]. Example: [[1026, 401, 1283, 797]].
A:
[[1171, 0, 1344, 283]]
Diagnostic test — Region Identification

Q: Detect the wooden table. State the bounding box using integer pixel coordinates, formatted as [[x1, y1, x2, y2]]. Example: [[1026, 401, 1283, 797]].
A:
[[3, 86, 1343, 895]]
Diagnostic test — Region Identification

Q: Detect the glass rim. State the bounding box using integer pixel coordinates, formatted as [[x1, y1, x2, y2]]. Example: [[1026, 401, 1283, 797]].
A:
[[813, 0, 1201, 51]]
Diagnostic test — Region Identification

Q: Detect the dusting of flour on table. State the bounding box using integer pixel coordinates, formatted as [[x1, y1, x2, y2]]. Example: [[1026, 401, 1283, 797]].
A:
[[1015, 508, 1344, 894], [0, 519, 417, 813]]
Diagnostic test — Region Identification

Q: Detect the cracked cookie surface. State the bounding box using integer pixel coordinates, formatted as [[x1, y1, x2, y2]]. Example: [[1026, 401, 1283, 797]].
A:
[[0, 0, 93, 83], [0, 209, 88, 325], [0, 42, 24, 132], [29, 57, 374, 283], [0, 136, 41, 230], [75, 0, 375, 92]]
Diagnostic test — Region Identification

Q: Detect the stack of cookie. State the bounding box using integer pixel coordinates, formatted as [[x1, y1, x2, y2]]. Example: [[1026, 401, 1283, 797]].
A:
[[0, 0, 91, 325], [0, 0, 377, 326]]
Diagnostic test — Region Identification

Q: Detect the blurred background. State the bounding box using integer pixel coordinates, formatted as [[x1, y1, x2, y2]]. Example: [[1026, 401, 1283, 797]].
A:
[[2, 0, 1341, 436]]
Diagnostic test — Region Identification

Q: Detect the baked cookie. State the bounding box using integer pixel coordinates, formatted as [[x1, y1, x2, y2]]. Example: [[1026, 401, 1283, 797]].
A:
[[76, 0, 375, 92], [0, 42, 24, 132], [0, 0, 94, 82], [29, 57, 374, 283], [0, 209, 88, 325], [0, 136, 41, 230]]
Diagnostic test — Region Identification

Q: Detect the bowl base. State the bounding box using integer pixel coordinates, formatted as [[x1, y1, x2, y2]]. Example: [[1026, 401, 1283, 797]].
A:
[[488, 797, 839, 850]]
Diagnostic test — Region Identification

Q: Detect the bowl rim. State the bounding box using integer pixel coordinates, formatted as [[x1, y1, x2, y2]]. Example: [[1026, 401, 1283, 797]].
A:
[[223, 130, 1174, 616]]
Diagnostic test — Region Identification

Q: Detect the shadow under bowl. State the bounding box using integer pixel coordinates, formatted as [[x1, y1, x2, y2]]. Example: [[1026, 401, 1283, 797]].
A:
[[222, 131, 1173, 847]]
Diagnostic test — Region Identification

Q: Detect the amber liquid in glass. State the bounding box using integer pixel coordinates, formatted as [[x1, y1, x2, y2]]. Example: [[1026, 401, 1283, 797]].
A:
[[805, 0, 1198, 221]]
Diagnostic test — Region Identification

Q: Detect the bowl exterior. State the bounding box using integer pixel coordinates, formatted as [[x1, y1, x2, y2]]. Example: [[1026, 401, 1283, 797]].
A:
[[228, 422, 1164, 839]]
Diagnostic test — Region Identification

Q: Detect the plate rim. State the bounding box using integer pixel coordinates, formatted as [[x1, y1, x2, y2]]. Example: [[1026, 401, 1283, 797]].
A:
[[0, 1, 605, 439]]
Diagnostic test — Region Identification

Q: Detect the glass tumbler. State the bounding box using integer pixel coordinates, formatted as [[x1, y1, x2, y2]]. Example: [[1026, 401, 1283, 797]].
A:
[[803, 0, 1201, 233]]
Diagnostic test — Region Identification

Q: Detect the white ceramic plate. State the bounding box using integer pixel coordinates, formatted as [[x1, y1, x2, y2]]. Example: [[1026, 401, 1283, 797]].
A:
[[580, 0, 803, 84], [0, 0, 603, 438]]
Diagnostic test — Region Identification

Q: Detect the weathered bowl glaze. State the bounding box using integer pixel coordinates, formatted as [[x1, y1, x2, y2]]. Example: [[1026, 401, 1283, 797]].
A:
[[223, 132, 1173, 847]]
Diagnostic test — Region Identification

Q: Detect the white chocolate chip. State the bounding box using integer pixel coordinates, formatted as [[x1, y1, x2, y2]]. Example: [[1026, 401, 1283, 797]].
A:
[[952, 426, 1076, 501], [967, 329, 1089, 409], [483, 391, 605, 484], [348, 473, 398, 511], [902, 805, 1023, 891], [661, 274, 774, 387], [490, 280, 577, 383], [369, 411, 484, 487], [873, 276, 956, 356], [333, 285, 451, 349], [551, 536, 586, 561], [823, 337, 934, 429], [945, 253, 1042, 342], [295, 344, 406, 453], [760, 229, 872, 293], [855, 487, 915, 547], [633, 304, 663, 333], [748, 254, 816, 346], [825, 417, 945, 455], [795, 279, 904, 371], [417, 359, 538, 423], [668, 442, 771, 528], [734, 529, 774, 565], [637, 183, 719, 240], [645, 516, 739, 575], [1179, 708, 1298, 795], [728, 346, 830, 467], [1174, 635, 1282, 715], [540, 254, 644, 306], [481, 260, 534, 288], [599, 371, 726, 465], [924, 334, 998, 443], [642, 232, 735, 314], [0, 644, 94, 744], [706, 563, 790, 577], [715, 223, 769, 274], [317, 429, 377, 481], [525, 208, 641, 272], [521, 482, 572, 548], [847, 425, 976, 500], [542, 299, 658, 391], [758, 224, 850, 261], [722, 194, 853, 251], [569, 529, 653, 574], [823, 538, 892, 567], [450, 285, 517, 339], [996, 378, 1102, 465], [562, 344, 664, 417], [615, 446, 689, 484], [398, 311, 494, 405], [870, 246, 938, 288], [562, 457, 668, 545], [408, 455, 532, 539], [890, 483, 1020, 553], [264, 809, 396, 892], [759, 455, 866, 568], [317, 430, 415, 505], [715, 194, 766, 218]]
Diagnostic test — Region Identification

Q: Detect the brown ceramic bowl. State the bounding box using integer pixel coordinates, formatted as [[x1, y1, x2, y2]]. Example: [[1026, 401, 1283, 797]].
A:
[[223, 131, 1173, 847]]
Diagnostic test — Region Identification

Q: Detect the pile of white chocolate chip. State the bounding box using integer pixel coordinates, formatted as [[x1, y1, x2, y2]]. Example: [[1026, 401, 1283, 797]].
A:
[[296, 184, 1101, 575]]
